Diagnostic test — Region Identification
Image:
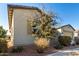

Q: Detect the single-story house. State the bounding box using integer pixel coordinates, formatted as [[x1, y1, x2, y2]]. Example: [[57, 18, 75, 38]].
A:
[[57, 24, 75, 39], [8, 5, 44, 46]]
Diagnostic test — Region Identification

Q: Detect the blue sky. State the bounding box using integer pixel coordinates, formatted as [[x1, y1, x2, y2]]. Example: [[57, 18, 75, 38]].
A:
[[0, 3, 79, 30]]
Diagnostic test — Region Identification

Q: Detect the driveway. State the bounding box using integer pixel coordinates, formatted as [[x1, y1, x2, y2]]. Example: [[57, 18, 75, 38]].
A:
[[47, 48, 79, 56]]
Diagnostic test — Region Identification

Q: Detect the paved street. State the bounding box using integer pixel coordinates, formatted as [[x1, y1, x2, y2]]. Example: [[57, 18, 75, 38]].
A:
[[47, 48, 79, 56]]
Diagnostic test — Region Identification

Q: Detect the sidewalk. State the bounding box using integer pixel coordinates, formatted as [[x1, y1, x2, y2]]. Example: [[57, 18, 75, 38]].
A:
[[47, 48, 79, 56]]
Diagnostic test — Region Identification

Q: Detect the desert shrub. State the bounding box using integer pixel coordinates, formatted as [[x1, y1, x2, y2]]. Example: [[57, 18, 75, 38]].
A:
[[58, 36, 72, 46], [74, 37, 79, 45], [34, 38, 49, 53], [0, 38, 7, 53], [53, 43, 63, 49], [34, 38, 49, 49], [11, 46, 24, 53], [50, 38, 63, 49]]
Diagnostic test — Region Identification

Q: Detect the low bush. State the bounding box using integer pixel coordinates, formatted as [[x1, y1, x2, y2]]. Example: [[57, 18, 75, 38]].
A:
[[34, 38, 49, 49], [0, 38, 8, 53], [58, 36, 72, 46], [34, 38, 49, 53], [11, 46, 24, 53], [74, 37, 79, 45], [53, 43, 63, 49]]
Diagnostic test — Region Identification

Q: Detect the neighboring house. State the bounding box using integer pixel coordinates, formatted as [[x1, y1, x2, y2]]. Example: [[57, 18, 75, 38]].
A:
[[8, 5, 44, 46], [57, 24, 75, 39], [74, 30, 79, 38], [50, 24, 75, 46], [74, 30, 79, 44]]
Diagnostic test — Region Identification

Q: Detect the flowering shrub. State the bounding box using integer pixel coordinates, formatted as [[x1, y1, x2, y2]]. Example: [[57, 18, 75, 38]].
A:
[[34, 38, 49, 49]]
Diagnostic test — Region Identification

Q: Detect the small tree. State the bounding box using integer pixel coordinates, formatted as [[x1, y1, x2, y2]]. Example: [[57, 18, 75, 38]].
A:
[[31, 10, 58, 53], [0, 26, 7, 38], [0, 26, 7, 53], [32, 13, 58, 39]]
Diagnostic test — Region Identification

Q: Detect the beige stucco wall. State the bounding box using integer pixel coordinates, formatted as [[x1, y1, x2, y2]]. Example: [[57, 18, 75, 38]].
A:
[[74, 32, 78, 37], [63, 31, 73, 38], [12, 9, 41, 46], [62, 26, 74, 38], [8, 12, 14, 47]]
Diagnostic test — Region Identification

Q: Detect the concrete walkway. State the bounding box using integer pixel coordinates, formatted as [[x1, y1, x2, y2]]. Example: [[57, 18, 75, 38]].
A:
[[47, 48, 79, 56]]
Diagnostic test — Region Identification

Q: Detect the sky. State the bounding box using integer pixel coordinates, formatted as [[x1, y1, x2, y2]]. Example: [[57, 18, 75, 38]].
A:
[[0, 3, 79, 30]]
